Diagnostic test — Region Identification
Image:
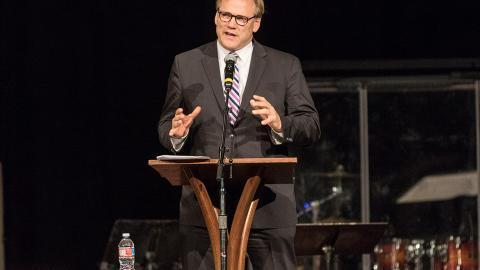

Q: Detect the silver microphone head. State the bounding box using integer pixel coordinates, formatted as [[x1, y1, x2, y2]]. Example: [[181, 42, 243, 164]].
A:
[[224, 53, 237, 63]]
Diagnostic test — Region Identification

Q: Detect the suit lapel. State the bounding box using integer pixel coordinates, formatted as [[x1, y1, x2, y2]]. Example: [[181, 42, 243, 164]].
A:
[[201, 42, 225, 112], [238, 41, 267, 121]]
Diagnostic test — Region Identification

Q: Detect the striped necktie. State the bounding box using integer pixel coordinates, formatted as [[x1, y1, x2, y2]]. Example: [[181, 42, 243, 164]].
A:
[[227, 52, 241, 125]]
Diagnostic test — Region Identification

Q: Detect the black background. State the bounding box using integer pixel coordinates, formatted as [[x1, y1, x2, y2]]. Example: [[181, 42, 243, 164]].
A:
[[1, 0, 480, 268]]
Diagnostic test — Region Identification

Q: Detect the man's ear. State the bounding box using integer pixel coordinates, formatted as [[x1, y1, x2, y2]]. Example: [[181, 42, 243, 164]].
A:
[[214, 12, 219, 26], [253, 18, 262, 33]]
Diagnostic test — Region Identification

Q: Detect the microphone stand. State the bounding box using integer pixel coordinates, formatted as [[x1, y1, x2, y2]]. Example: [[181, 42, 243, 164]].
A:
[[216, 86, 232, 270]]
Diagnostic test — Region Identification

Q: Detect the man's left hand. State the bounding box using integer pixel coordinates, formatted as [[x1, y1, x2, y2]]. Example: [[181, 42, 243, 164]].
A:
[[250, 95, 282, 132]]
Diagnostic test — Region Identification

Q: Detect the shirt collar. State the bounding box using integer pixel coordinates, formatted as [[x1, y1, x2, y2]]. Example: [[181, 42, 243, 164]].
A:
[[216, 40, 254, 63]]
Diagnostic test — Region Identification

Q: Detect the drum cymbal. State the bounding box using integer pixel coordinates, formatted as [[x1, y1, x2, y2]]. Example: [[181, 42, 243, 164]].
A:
[[318, 165, 359, 178]]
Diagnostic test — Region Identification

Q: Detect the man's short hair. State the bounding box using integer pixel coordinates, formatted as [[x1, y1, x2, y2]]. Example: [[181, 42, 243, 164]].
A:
[[216, 0, 265, 18]]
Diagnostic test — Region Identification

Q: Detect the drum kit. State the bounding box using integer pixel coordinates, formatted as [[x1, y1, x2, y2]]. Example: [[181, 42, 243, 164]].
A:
[[298, 165, 479, 270], [373, 236, 478, 270]]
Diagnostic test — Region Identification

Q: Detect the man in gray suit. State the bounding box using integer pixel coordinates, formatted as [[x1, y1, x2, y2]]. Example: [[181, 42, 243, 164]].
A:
[[158, 0, 320, 268]]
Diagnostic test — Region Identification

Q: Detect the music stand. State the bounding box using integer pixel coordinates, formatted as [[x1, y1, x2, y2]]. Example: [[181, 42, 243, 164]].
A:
[[295, 222, 388, 270]]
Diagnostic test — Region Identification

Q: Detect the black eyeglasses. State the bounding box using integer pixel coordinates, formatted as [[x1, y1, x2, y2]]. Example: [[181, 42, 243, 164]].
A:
[[217, 10, 257, 26]]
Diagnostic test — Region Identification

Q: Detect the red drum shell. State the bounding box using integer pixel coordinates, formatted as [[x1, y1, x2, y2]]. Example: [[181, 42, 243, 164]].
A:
[[445, 237, 478, 270], [374, 239, 409, 270]]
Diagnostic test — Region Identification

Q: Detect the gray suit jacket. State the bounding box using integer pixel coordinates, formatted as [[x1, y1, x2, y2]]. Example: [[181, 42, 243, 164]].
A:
[[158, 40, 320, 228]]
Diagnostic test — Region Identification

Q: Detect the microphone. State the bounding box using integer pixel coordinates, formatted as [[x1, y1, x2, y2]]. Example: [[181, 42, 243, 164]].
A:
[[224, 54, 237, 91]]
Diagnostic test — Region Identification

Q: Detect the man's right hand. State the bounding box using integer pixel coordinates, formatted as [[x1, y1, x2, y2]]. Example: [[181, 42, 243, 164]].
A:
[[169, 106, 202, 138]]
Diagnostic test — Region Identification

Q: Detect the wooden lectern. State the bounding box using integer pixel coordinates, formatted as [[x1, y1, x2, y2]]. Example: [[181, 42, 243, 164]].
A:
[[149, 157, 297, 270]]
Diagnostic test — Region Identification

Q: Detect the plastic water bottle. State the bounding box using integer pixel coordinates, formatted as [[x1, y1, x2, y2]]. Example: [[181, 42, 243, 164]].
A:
[[118, 233, 135, 270]]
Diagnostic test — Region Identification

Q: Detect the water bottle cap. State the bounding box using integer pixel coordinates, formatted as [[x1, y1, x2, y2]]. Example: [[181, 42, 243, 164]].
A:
[[122, 233, 130, 237]]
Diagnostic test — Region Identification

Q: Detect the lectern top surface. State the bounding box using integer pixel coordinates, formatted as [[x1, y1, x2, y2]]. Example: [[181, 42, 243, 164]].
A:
[[148, 157, 297, 186]]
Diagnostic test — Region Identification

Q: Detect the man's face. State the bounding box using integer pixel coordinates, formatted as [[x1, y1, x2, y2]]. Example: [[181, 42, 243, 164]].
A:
[[215, 0, 261, 51]]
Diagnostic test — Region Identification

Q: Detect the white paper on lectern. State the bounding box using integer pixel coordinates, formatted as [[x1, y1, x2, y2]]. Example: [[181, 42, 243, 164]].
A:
[[156, 155, 210, 161], [397, 171, 479, 204]]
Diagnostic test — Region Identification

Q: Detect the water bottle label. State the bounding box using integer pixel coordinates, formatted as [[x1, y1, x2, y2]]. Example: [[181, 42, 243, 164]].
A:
[[119, 247, 135, 257]]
